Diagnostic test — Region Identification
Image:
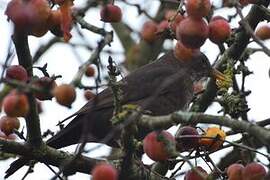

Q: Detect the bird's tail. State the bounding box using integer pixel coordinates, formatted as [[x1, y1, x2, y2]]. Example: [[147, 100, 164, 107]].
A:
[[46, 119, 83, 149]]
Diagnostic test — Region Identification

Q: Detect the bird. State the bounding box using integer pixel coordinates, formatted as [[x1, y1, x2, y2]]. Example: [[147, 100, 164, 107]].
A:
[[5, 50, 225, 178]]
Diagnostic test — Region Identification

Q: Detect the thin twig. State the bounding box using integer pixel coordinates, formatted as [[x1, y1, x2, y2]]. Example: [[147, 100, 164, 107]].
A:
[[236, 4, 270, 57]]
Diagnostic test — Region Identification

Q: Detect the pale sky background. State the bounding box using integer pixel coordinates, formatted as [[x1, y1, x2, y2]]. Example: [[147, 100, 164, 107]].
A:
[[0, 0, 270, 179]]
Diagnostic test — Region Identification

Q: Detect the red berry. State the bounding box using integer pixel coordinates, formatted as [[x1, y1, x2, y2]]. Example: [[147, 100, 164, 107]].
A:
[[3, 91, 29, 117], [176, 126, 199, 151], [176, 17, 209, 49], [6, 65, 28, 82], [84, 90, 95, 101], [143, 130, 175, 161], [255, 25, 270, 40], [28, 0, 51, 25], [0, 116, 20, 136], [242, 162, 267, 180], [100, 4, 122, 23], [174, 41, 200, 61], [186, 0, 211, 19], [209, 18, 231, 44], [85, 66, 95, 77], [141, 21, 158, 43], [53, 84, 76, 108], [227, 163, 244, 180], [91, 163, 118, 180], [184, 166, 208, 180], [5, 0, 50, 36], [5, 0, 33, 29]]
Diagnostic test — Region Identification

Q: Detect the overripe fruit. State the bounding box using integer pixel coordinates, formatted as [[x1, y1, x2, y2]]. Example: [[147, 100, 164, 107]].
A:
[[199, 127, 226, 151]]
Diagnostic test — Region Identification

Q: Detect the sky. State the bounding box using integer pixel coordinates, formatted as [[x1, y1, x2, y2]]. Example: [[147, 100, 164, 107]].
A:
[[0, 0, 270, 179]]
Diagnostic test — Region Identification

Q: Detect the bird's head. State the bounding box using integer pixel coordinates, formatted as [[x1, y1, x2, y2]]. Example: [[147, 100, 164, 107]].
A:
[[186, 52, 225, 81]]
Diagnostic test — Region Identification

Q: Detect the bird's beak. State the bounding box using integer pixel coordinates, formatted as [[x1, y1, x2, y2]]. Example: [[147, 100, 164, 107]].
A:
[[211, 68, 226, 81]]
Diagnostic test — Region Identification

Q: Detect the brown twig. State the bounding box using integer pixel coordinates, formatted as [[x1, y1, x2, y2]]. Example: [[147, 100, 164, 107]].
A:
[[0, 139, 104, 175], [235, 4, 270, 57]]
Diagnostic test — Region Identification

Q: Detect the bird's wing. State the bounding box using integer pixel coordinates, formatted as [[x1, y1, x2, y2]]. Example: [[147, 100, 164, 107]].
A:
[[62, 52, 181, 120], [74, 65, 176, 108], [120, 51, 186, 103], [131, 70, 193, 115], [121, 65, 178, 103]]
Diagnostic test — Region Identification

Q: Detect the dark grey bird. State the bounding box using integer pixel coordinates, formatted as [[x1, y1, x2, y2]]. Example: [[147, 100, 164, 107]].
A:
[[5, 51, 225, 178]]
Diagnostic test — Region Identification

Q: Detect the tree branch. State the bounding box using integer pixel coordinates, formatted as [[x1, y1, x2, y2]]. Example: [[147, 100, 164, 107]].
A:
[[12, 32, 42, 146], [140, 111, 270, 147], [0, 139, 104, 174]]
